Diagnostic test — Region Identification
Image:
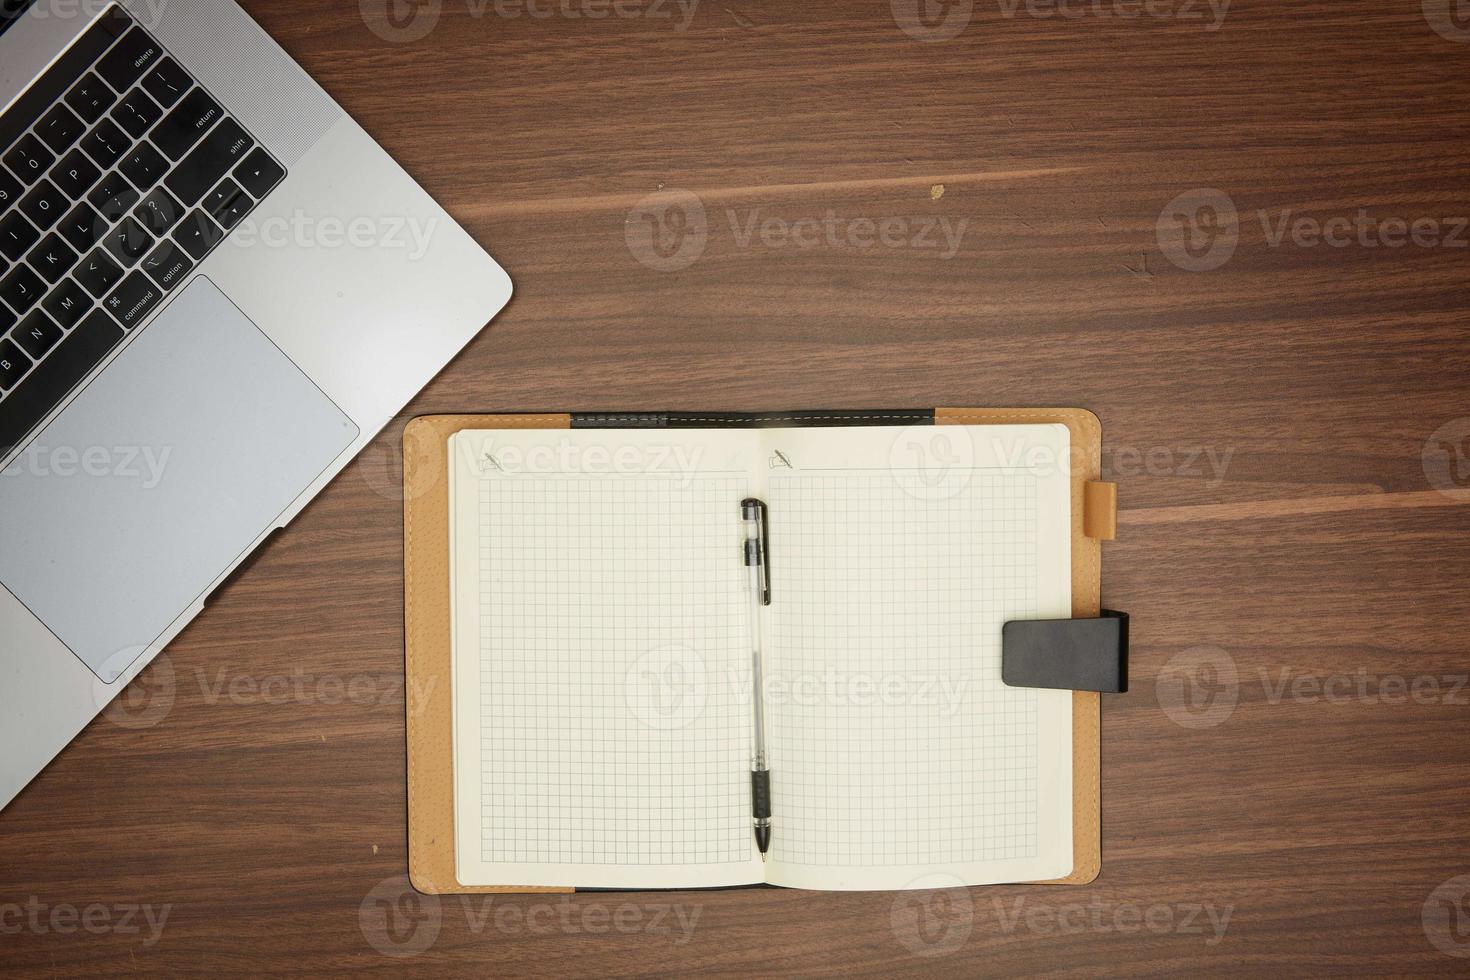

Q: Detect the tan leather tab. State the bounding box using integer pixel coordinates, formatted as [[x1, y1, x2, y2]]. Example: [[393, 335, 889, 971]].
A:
[[405, 414, 575, 895], [1084, 481, 1117, 541]]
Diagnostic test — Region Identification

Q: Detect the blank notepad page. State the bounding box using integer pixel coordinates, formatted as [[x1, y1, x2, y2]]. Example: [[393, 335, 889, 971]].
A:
[[450, 430, 765, 889], [759, 425, 1074, 890]]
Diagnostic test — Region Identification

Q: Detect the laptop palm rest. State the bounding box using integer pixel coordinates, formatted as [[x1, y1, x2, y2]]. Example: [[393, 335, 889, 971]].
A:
[[0, 278, 358, 684]]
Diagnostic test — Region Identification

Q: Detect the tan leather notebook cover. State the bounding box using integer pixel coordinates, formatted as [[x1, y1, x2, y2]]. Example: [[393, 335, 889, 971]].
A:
[[403, 409, 1110, 894]]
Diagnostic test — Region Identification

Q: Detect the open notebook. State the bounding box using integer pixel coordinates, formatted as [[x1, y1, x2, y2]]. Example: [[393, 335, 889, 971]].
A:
[[445, 423, 1074, 891]]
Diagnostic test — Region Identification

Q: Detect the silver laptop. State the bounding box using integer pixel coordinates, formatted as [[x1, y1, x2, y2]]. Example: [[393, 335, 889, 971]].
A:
[[0, 0, 512, 811]]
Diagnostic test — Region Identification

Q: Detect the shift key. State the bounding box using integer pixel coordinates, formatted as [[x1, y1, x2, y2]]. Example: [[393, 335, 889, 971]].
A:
[[164, 118, 254, 206]]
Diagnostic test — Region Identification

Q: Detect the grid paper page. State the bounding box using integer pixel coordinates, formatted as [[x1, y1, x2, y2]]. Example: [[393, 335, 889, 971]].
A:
[[758, 425, 1072, 890], [451, 430, 765, 889]]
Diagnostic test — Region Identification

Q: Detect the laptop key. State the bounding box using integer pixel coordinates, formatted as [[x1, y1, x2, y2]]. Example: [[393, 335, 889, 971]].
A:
[[142, 58, 192, 110], [152, 88, 224, 162], [97, 27, 163, 93], [0, 211, 40, 263], [141, 239, 193, 291], [112, 87, 164, 139], [50, 148, 102, 199], [214, 190, 253, 232], [19, 180, 67, 230], [12, 311, 62, 360], [202, 178, 244, 217], [60, 203, 109, 253], [4, 135, 56, 185], [0, 301, 13, 335], [113, 89, 163, 141], [89, 171, 141, 222], [36, 104, 87, 155], [0, 168, 21, 209], [174, 210, 225, 260], [103, 272, 162, 329], [76, 250, 123, 298], [104, 217, 154, 267], [80, 118, 130, 170], [65, 72, 117, 124], [135, 188, 183, 236], [42, 278, 91, 330], [233, 149, 285, 199], [0, 311, 124, 452], [0, 340, 31, 390], [0, 264, 46, 313], [166, 119, 253, 205], [27, 233, 78, 284], [120, 142, 169, 191]]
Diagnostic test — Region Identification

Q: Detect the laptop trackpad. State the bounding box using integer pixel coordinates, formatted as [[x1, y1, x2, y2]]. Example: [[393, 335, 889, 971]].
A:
[[0, 279, 358, 683]]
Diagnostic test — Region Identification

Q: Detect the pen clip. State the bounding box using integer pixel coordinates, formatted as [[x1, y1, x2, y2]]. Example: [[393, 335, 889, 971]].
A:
[[741, 497, 772, 606]]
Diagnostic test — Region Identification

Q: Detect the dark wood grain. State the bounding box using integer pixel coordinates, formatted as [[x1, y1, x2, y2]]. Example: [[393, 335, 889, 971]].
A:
[[4, 0, 1470, 974]]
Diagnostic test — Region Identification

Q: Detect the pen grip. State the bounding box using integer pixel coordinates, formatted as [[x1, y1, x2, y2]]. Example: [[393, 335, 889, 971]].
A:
[[751, 769, 772, 820]]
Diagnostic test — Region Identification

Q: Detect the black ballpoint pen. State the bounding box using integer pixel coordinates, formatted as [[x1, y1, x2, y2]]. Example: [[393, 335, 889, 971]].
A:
[[741, 498, 772, 858]]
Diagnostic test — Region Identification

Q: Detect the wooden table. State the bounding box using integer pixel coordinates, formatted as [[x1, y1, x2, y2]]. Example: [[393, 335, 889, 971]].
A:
[[5, 0, 1469, 974]]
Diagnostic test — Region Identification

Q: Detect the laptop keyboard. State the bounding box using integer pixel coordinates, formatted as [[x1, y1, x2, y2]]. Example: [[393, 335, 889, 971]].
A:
[[0, 5, 287, 454]]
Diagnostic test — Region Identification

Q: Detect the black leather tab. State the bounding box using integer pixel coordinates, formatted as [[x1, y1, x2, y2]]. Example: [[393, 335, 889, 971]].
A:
[[1002, 611, 1129, 694]]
